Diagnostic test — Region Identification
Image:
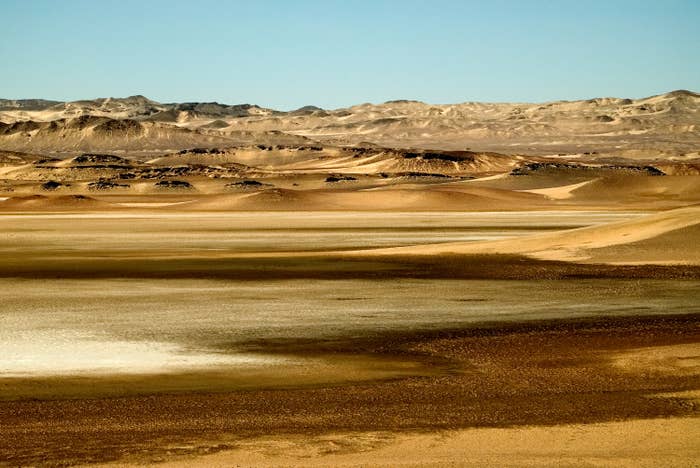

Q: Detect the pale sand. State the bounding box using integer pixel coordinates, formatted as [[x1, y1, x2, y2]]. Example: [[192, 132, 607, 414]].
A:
[[2, 174, 700, 213], [354, 205, 700, 264], [518, 179, 596, 199], [2, 90, 697, 157], [176, 187, 550, 212], [100, 417, 700, 467]]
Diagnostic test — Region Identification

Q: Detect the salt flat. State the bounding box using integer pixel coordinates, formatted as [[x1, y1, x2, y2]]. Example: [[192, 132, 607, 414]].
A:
[[2, 277, 697, 384]]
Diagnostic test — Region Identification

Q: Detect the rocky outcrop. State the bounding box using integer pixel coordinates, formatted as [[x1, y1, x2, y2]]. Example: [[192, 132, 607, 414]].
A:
[[93, 119, 144, 136], [225, 180, 274, 190], [325, 175, 358, 183], [510, 162, 666, 176], [87, 179, 130, 190], [41, 180, 66, 190], [154, 180, 193, 189], [402, 150, 477, 162]]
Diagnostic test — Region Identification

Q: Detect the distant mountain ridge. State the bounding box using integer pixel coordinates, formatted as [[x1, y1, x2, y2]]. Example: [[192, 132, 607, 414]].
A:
[[2, 89, 697, 115], [0, 98, 63, 111], [0, 90, 698, 157], [0, 95, 280, 119]]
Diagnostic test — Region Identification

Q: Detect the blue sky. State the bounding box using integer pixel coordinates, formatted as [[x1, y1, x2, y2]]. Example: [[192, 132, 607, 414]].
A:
[[2, 0, 698, 109]]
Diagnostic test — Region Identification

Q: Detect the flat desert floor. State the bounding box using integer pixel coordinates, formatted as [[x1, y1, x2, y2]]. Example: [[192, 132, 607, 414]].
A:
[[0, 209, 699, 467]]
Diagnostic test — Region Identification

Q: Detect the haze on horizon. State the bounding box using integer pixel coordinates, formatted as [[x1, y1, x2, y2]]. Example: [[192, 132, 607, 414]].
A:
[[2, 0, 699, 110]]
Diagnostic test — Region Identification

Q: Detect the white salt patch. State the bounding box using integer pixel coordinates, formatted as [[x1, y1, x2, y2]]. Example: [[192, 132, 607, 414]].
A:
[[0, 331, 284, 377]]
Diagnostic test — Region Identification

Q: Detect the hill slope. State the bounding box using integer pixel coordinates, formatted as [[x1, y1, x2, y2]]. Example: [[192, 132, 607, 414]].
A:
[[1, 91, 698, 157]]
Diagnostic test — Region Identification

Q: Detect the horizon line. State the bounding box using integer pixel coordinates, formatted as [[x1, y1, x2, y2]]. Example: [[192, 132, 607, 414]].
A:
[[1, 89, 698, 112]]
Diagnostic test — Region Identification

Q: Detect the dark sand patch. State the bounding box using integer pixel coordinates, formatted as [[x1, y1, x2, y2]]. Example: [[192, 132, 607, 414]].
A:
[[0, 314, 698, 466], [2, 253, 700, 280]]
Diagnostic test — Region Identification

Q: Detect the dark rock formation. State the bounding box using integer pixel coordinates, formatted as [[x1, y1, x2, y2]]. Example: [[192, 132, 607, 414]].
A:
[[41, 180, 65, 190], [325, 175, 358, 183], [73, 153, 129, 164], [178, 148, 225, 155], [402, 150, 477, 162], [511, 162, 666, 176], [225, 180, 273, 190], [396, 172, 454, 178], [87, 179, 130, 190], [93, 119, 143, 136], [154, 180, 193, 189]]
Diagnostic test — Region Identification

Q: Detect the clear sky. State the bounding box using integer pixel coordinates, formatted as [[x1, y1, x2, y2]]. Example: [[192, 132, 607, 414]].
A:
[[2, 0, 699, 109]]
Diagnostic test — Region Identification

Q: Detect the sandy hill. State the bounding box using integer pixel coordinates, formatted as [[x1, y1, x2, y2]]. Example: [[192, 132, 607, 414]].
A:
[[213, 90, 699, 157], [0, 194, 115, 211], [0, 96, 276, 124], [179, 184, 548, 211], [1, 141, 697, 211], [1, 91, 697, 158], [357, 205, 700, 265], [146, 145, 519, 177], [0, 92, 698, 212], [0, 98, 62, 112], [0, 150, 44, 166], [0, 117, 242, 154]]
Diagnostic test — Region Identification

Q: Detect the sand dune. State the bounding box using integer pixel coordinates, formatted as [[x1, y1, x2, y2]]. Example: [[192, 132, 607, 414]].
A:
[[1, 154, 698, 213], [584, 223, 700, 265], [0, 194, 115, 211], [148, 147, 517, 176], [518, 179, 597, 199], [178, 186, 549, 211], [569, 175, 700, 204], [356, 205, 700, 264], [464, 172, 700, 209], [157, 418, 700, 468], [0, 118, 237, 154]]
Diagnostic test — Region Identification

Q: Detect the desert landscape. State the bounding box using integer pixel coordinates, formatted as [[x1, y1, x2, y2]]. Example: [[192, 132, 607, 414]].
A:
[[0, 87, 698, 467]]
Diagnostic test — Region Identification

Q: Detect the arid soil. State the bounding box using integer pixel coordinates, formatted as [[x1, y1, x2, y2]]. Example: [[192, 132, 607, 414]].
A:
[[0, 315, 698, 466], [0, 208, 699, 468]]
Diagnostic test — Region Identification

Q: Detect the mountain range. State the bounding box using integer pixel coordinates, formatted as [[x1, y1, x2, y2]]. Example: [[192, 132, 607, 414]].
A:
[[1, 90, 698, 158]]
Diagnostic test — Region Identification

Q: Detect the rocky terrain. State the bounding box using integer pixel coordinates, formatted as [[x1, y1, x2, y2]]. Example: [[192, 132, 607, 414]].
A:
[[2, 142, 698, 212], [0, 90, 698, 210], [0, 90, 698, 159], [0, 90, 698, 211]]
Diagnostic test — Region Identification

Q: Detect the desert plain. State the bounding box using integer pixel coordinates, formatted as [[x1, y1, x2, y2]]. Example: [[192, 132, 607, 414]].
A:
[[0, 91, 699, 466]]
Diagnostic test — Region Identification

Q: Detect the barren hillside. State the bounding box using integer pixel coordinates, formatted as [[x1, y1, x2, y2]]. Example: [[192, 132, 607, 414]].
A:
[[1, 91, 697, 158]]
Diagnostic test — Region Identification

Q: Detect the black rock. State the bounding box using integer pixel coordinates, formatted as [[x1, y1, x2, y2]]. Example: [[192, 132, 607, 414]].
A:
[[325, 175, 358, 183], [41, 180, 64, 190], [154, 180, 193, 189]]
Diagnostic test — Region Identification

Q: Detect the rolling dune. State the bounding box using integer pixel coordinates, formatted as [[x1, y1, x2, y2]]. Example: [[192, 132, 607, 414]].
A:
[[0, 194, 116, 211], [178, 186, 549, 211], [355, 205, 700, 264]]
